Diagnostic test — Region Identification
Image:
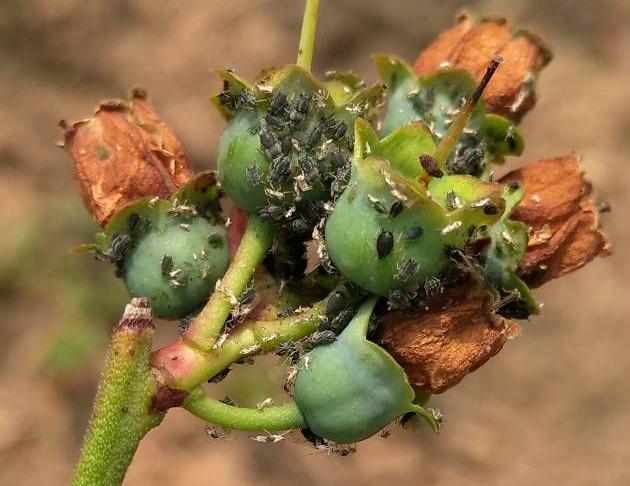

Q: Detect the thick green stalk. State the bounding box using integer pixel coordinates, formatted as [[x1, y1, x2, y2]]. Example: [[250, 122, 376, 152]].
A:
[[72, 299, 164, 486], [296, 0, 319, 70], [184, 387, 306, 431], [184, 216, 275, 351]]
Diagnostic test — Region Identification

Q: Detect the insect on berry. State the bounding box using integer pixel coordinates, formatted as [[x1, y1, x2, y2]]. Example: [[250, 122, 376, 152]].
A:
[[376, 230, 394, 259]]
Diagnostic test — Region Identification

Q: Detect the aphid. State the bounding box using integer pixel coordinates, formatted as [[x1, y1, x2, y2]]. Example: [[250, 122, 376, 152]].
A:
[[387, 288, 417, 310], [376, 229, 394, 259], [325, 291, 346, 317], [507, 180, 521, 191], [483, 203, 499, 215], [161, 255, 173, 276], [394, 258, 419, 282], [281, 136, 292, 155], [505, 125, 518, 151], [449, 145, 484, 176], [441, 221, 462, 235], [446, 190, 462, 210], [306, 125, 323, 149], [169, 269, 188, 288], [424, 276, 443, 297], [291, 218, 310, 233], [405, 226, 423, 240], [220, 395, 237, 406], [301, 428, 326, 447], [108, 233, 132, 262], [240, 283, 256, 306], [368, 195, 388, 214], [178, 314, 194, 334], [217, 92, 236, 110], [389, 200, 404, 218], [128, 213, 140, 231], [208, 233, 224, 248], [380, 429, 391, 439], [266, 112, 285, 131], [330, 150, 348, 170], [284, 365, 298, 395], [302, 330, 336, 352], [239, 90, 256, 109], [301, 354, 311, 371], [212, 332, 229, 350], [208, 367, 231, 383], [179, 223, 191, 231], [240, 344, 261, 356], [251, 430, 290, 443], [258, 205, 284, 221], [256, 397, 274, 411], [598, 201, 611, 213], [246, 166, 261, 186], [295, 93, 310, 114], [269, 156, 291, 185], [259, 130, 275, 149], [269, 91, 288, 116], [331, 121, 347, 140], [206, 425, 231, 439], [274, 340, 300, 365], [419, 154, 444, 178]]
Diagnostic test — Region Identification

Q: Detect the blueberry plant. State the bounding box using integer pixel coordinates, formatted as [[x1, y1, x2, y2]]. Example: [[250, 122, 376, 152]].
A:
[[63, 2, 609, 485]]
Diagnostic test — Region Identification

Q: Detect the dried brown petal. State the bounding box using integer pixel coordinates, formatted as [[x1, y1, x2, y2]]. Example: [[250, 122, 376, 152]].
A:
[[61, 91, 192, 226], [500, 156, 611, 287], [128, 88, 193, 186], [377, 286, 519, 394], [413, 14, 552, 120]]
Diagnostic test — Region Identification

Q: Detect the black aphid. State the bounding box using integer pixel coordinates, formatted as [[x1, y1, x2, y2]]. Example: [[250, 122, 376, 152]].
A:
[[246, 166, 261, 186], [302, 330, 336, 352], [208, 233, 224, 248], [325, 291, 345, 317], [394, 258, 419, 282], [389, 200, 404, 218], [269, 92, 288, 116], [405, 226, 423, 240], [419, 154, 444, 178], [376, 229, 394, 259], [161, 255, 173, 276]]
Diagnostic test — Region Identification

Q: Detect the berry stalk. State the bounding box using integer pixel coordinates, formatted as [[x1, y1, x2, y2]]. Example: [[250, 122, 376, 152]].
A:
[[183, 216, 275, 351], [296, 0, 319, 70], [184, 387, 306, 431]]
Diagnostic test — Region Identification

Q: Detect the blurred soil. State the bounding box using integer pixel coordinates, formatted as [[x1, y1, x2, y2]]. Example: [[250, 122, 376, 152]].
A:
[[0, 1, 629, 485]]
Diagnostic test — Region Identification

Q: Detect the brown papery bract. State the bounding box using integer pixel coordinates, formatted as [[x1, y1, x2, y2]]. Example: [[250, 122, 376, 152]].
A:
[[413, 12, 552, 120], [377, 156, 610, 394], [504, 155, 611, 287], [377, 285, 519, 394], [60, 90, 193, 226]]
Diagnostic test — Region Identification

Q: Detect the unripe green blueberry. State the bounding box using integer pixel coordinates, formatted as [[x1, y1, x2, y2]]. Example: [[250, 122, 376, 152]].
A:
[[215, 66, 383, 229], [123, 214, 228, 319], [294, 298, 438, 443], [324, 121, 504, 297]]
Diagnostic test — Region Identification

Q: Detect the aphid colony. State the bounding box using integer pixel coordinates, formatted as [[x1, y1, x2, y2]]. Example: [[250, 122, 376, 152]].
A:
[[217, 82, 355, 234]]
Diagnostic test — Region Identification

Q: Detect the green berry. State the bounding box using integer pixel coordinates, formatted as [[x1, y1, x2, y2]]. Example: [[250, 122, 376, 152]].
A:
[[294, 298, 438, 443], [123, 214, 228, 319], [324, 120, 504, 296]]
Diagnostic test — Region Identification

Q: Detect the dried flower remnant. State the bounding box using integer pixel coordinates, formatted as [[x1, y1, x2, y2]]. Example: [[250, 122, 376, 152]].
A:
[[60, 90, 193, 226], [501, 156, 611, 287], [377, 285, 519, 394], [413, 12, 552, 120]]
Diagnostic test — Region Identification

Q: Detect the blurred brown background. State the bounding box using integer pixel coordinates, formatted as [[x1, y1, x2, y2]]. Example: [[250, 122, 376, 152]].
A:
[[1, 0, 628, 484]]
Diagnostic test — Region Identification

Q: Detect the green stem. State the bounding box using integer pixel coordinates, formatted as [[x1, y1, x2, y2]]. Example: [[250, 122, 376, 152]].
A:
[[153, 299, 326, 391], [73, 299, 164, 486], [184, 387, 306, 431], [433, 56, 502, 168], [296, 0, 319, 71], [184, 216, 275, 352]]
